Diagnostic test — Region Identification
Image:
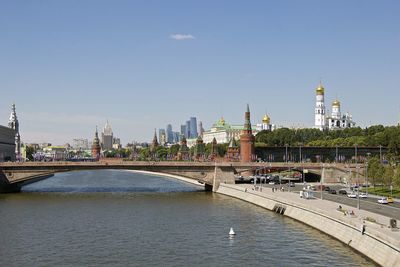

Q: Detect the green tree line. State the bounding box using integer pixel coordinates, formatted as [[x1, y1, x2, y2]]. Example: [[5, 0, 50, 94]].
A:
[[255, 125, 400, 155]]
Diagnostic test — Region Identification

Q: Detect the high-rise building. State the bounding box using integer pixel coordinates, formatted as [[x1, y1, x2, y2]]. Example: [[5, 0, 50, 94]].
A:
[[198, 121, 205, 137], [101, 120, 113, 150], [240, 104, 255, 162], [185, 120, 191, 138], [173, 132, 180, 143], [8, 103, 21, 159], [190, 117, 198, 138], [166, 124, 173, 143], [314, 83, 326, 130], [159, 129, 166, 146], [180, 125, 186, 137]]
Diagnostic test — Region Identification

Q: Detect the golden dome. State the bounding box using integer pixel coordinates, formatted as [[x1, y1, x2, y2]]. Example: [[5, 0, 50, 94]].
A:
[[262, 114, 270, 124], [332, 99, 341, 106], [316, 84, 324, 95], [219, 117, 225, 125]]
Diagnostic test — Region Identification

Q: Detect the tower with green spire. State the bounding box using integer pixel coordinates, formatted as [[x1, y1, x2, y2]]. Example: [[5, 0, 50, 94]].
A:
[[151, 128, 159, 152], [91, 126, 101, 159], [240, 104, 255, 162]]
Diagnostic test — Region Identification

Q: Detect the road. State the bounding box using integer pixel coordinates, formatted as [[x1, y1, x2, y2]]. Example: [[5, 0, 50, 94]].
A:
[[256, 183, 400, 221]]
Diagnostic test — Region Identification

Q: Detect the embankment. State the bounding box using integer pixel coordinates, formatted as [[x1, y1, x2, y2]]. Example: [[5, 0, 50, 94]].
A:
[[217, 184, 400, 267]]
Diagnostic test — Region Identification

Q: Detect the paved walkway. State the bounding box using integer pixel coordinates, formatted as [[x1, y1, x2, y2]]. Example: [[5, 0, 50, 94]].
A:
[[226, 183, 400, 248]]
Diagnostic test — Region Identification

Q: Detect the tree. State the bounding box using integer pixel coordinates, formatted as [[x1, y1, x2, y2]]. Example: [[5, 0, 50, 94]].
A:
[[25, 145, 36, 161]]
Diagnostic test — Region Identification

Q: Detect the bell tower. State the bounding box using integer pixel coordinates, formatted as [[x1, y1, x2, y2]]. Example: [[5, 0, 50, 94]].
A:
[[314, 83, 326, 130]]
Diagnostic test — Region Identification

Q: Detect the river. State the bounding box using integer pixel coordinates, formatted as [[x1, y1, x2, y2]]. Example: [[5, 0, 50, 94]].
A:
[[0, 170, 375, 266]]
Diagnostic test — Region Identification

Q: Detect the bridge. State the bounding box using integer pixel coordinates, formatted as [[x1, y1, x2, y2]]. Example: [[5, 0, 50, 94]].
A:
[[0, 161, 363, 193]]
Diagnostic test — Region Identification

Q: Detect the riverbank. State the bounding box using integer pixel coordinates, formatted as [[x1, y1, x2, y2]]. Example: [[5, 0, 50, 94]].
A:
[[217, 183, 400, 267]]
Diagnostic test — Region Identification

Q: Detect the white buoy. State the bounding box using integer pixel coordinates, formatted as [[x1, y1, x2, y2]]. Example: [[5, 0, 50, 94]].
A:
[[229, 227, 235, 236]]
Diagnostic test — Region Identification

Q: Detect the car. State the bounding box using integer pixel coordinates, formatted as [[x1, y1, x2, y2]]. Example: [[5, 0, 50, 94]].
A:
[[329, 189, 337, 194], [324, 186, 331, 192], [338, 189, 348, 195], [378, 197, 388, 204], [347, 192, 357, 198], [359, 193, 367, 198], [387, 197, 394, 203]]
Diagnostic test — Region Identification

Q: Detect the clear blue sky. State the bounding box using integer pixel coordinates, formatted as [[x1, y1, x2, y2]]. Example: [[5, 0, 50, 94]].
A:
[[1, 0, 399, 145]]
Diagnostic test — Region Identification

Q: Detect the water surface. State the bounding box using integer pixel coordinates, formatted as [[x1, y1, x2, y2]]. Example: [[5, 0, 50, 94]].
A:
[[0, 170, 375, 266]]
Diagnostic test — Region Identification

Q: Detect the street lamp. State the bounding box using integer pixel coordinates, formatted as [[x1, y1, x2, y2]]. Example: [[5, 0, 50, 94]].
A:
[[335, 146, 338, 163], [355, 144, 358, 186], [285, 144, 288, 164], [366, 152, 371, 196], [320, 163, 324, 200]]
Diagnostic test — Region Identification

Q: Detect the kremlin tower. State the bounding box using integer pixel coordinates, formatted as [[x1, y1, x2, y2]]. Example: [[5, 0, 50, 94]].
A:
[[314, 83, 326, 130], [150, 129, 159, 152], [240, 104, 255, 162], [91, 127, 101, 159]]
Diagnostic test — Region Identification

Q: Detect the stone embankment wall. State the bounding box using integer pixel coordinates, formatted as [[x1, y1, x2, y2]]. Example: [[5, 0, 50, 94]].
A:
[[217, 184, 400, 267]]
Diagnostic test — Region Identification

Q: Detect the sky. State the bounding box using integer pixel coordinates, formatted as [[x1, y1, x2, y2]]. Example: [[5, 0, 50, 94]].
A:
[[1, 0, 399, 145]]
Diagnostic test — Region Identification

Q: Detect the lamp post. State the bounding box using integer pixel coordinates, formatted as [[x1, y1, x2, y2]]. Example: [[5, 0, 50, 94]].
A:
[[299, 144, 303, 183], [285, 144, 288, 164], [320, 163, 324, 200], [379, 145, 382, 163], [355, 144, 358, 186], [335, 146, 338, 163], [366, 152, 370, 196]]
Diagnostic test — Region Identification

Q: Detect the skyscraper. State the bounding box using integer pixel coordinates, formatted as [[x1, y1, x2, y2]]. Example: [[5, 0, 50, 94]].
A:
[[189, 117, 198, 138], [8, 103, 21, 159], [166, 124, 173, 143], [198, 121, 204, 137], [185, 120, 191, 138], [180, 125, 186, 137], [159, 129, 166, 146], [101, 120, 113, 150]]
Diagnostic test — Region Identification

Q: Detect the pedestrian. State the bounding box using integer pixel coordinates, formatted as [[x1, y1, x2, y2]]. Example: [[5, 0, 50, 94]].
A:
[[361, 224, 366, 235]]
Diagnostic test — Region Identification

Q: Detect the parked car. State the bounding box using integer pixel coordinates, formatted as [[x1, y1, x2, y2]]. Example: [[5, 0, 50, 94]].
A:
[[387, 196, 394, 203], [329, 189, 337, 194], [347, 192, 357, 198], [359, 193, 368, 198], [338, 189, 349, 195], [378, 197, 388, 204], [324, 186, 331, 192]]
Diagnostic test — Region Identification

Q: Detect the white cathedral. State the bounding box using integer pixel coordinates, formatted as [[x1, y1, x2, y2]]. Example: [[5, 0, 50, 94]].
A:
[[314, 83, 355, 131]]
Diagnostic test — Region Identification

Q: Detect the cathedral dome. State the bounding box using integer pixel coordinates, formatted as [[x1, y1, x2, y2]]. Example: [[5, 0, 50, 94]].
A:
[[262, 114, 270, 124], [316, 84, 325, 95], [332, 99, 341, 107]]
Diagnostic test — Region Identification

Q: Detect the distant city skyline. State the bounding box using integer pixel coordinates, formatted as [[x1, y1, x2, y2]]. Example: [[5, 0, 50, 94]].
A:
[[1, 1, 399, 145]]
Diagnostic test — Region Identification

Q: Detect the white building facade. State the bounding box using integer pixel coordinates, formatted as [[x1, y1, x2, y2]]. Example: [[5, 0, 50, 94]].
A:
[[314, 84, 355, 130], [314, 84, 326, 130]]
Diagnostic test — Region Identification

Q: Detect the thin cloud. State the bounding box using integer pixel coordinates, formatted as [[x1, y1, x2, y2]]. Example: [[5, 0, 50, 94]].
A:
[[169, 33, 195, 40]]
